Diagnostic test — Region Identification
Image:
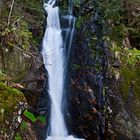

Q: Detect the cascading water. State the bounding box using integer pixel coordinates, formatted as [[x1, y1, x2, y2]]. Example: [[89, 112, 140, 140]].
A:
[[63, 0, 75, 65], [42, 0, 84, 140]]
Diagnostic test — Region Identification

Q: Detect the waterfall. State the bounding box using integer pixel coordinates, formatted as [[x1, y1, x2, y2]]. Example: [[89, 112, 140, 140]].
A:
[[63, 0, 75, 65], [42, 1, 67, 137], [42, 1, 84, 140]]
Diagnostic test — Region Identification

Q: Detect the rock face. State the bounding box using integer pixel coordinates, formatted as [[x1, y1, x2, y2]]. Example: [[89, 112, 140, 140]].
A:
[[0, 82, 43, 140], [68, 1, 107, 139], [0, 0, 46, 140], [0, 82, 26, 139], [67, 0, 140, 140], [15, 121, 38, 140], [107, 75, 140, 140], [21, 55, 49, 140], [21, 55, 46, 108]]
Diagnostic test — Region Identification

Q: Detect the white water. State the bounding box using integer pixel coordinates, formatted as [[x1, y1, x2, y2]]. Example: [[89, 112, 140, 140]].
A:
[[63, 0, 75, 65], [42, 1, 84, 140]]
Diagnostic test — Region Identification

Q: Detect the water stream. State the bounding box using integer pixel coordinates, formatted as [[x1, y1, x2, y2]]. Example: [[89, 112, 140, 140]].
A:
[[42, 0, 84, 140]]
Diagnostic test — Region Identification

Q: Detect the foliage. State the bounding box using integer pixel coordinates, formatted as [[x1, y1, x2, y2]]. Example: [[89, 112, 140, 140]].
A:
[[120, 65, 140, 113], [97, 0, 140, 66], [20, 121, 27, 130], [0, 21, 32, 50], [122, 48, 140, 66], [98, 0, 140, 118], [0, 0, 44, 81], [74, 0, 81, 6], [0, 82, 23, 95], [76, 16, 84, 29], [37, 115, 46, 123], [111, 45, 140, 66], [0, 0, 44, 51], [23, 110, 37, 123], [23, 110, 46, 123], [14, 133, 22, 140]]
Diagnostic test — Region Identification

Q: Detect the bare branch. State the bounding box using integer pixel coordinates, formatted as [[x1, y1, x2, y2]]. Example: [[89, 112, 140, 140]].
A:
[[12, 16, 24, 27], [7, 0, 15, 27]]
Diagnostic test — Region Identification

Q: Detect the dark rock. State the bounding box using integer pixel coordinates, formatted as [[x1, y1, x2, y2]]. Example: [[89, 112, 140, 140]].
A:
[[21, 55, 46, 108], [112, 60, 121, 68]]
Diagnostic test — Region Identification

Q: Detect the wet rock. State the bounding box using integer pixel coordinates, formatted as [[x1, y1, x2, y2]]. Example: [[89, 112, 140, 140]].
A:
[[20, 54, 48, 140], [21, 55, 46, 108], [67, 1, 106, 139], [67, 0, 139, 139]]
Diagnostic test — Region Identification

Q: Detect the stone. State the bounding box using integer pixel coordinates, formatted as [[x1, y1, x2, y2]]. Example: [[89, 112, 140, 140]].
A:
[[0, 82, 27, 139]]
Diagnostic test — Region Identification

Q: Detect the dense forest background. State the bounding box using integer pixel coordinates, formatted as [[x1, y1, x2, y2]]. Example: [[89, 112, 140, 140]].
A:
[[0, 0, 140, 140]]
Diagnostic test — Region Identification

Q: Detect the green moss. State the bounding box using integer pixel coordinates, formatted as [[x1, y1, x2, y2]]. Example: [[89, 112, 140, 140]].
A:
[[0, 82, 24, 95], [0, 82, 25, 122], [120, 66, 140, 98], [119, 66, 140, 118]]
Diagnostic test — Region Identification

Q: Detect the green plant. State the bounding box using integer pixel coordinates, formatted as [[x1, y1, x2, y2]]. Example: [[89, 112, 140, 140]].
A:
[[14, 133, 22, 140], [23, 110, 37, 123], [76, 16, 84, 29], [23, 110, 46, 123], [20, 121, 27, 130], [123, 48, 140, 66], [1, 20, 32, 51], [37, 115, 46, 123]]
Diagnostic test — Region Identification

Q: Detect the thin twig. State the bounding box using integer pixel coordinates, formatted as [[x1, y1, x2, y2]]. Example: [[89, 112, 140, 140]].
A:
[[7, 0, 15, 27], [12, 16, 24, 27]]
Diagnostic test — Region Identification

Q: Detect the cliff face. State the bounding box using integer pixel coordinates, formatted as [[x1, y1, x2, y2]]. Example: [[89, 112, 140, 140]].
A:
[[68, 1, 108, 139], [0, 1, 45, 139], [0, 0, 44, 82], [68, 0, 140, 140]]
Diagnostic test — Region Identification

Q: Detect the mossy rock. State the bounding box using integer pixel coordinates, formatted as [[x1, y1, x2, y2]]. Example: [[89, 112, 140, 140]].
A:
[[0, 82, 27, 139], [119, 66, 140, 118]]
